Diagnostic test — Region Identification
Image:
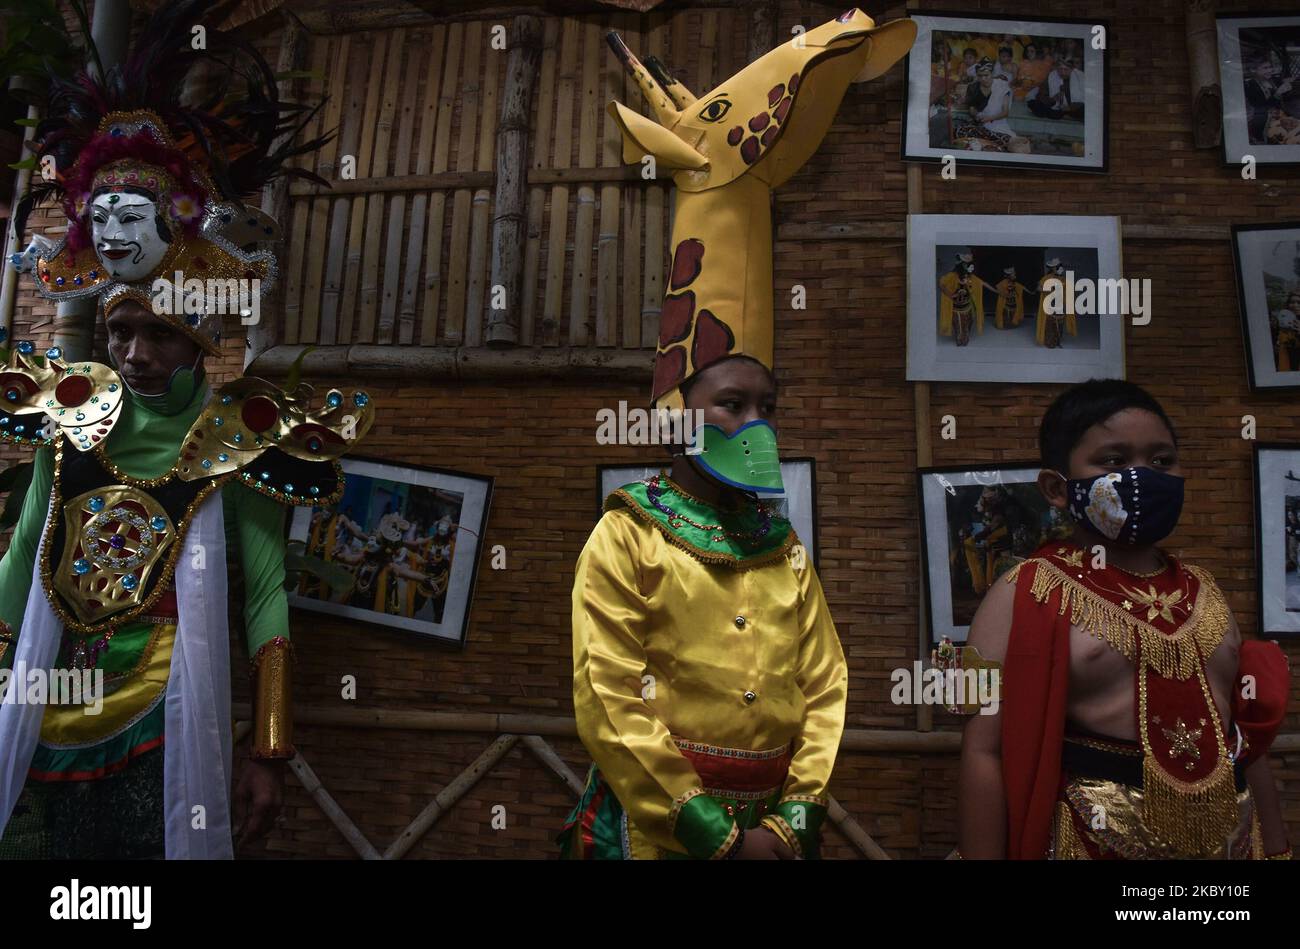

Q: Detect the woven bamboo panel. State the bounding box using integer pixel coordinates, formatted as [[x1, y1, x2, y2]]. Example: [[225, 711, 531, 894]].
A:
[[282, 7, 740, 350]]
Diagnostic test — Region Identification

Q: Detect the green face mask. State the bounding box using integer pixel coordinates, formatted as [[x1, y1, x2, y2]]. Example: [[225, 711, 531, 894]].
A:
[[687, 419, 784, 494]]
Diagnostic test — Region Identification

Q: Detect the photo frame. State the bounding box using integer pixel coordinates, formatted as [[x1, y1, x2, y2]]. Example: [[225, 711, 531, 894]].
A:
[[1253, 443, 1300, 637], [598, 459, 819, 567], [1231, 221, 1300, 391], [287, 456, 493, 647], [901, 11, 1109, 172], [1218, 13, 1300, 167], [917, 462, 1069, 644], [906, 214, 1125, 383]]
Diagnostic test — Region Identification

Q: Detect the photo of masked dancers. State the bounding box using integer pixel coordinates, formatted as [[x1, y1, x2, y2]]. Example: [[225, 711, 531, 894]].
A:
[[298, 474, 465, 625], [935, 244, 1101, 352]]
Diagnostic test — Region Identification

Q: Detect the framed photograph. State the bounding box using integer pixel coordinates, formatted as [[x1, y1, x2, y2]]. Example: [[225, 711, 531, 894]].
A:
[[917, 462, 1073, 644], [1232, 222, 1300, 391], [287, 456, 493, 647], [1218, 14, 1300, 166], [598, 459, 819, 567], [906, 214, 1125, 383], [901, 11, 1108, 172], [1253, 444, 1300, 637]]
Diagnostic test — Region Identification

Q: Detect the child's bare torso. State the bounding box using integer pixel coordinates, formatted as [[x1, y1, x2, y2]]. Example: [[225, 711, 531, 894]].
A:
[[1064, 622, 1239, 741]]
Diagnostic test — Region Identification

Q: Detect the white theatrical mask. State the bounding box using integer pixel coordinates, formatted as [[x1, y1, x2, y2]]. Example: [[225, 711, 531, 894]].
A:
[[90, 191, 170, 282]]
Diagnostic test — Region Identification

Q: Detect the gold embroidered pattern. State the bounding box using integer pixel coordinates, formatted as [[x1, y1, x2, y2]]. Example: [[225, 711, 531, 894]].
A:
[[667, 787, 706, 837], [760, 814, 803, 858], [672, 737, 790, 760], [611, 497, 798, 570], [1003, 558, 1228, 680]]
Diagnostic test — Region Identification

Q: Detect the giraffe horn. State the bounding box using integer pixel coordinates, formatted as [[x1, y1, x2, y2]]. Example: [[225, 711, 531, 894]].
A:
[[605, 31, 680, 125]]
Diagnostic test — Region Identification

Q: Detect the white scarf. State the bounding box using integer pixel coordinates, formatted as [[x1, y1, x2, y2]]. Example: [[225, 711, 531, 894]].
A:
[[0, 488, 233, 859]]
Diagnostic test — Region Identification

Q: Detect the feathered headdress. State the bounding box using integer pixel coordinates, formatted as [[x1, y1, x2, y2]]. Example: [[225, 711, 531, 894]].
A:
[[12, 0, 331, 352]]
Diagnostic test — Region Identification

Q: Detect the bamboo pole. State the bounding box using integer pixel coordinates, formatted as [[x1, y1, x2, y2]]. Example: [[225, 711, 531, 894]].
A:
[[464, 28, 501, 347], [383, 734, 520, 859], [300, 35, 346, 345], [420, 22, 463, 345], [287, 753, 384, 859], [568, 20, 601, 347], [357, 28, 406, 343], [620, 11, 643, 350], [338, 30, 389, 346], [543, 17, 580, 347], [397, 24, 447, 346], [281, 37, 330, 346], [594, 11, 623, 349], [519, 15, 560, 348], [827, 795, 892, 859], [248, 16, 308, 366], [377, 31, 424, 344], [0, 104, 39, 346], [1186, 0, 1222, 149], [232, 703, 967, 752], [318, 35, 359, 346], [908, 158, 934, 734], [521, 734, 584, 796], [485, 15, 543, 347], [641, 10, 667, 348], [443, 21, 483, 346]]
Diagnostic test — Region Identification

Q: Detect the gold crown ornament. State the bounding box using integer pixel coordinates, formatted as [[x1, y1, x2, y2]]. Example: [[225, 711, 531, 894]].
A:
[[0, 340, 126, 450]]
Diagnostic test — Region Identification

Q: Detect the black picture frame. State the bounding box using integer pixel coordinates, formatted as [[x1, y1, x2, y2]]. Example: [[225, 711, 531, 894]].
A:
[[1231, 221, 1300, 392], [1252, 442, 1300, 637], [916, 460, 1057, 644], [1217, 12, 1300, 169], [285, 453, 494, 649], [899, 9, 1111, 174]]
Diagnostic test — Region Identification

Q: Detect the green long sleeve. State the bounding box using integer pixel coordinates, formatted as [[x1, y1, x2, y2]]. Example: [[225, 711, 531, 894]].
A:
[[0, 445, 54, 670], [222, 480, 290, 655]]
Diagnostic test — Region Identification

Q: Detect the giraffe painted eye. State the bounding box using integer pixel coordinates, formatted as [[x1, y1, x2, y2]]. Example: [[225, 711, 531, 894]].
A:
[[698, 98, 732, 123]]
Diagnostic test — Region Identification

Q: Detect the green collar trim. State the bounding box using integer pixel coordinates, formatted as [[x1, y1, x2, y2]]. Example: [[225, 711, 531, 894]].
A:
[[606, 474, 795, 568]]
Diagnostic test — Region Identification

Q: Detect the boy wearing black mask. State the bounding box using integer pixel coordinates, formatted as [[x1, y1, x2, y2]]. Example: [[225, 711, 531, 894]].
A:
[[957, 379, 1290, 859]]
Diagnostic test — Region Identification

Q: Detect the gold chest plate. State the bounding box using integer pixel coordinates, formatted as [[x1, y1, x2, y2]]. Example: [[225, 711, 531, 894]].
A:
[[53, 485, 176, 625]]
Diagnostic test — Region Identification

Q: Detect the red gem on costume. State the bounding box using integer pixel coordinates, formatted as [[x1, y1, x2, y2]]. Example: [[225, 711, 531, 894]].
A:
[[761, 126, 778, 148], [241, 395, 279, 433], [740, 136, 761, 164], [691, 308, 735, 372], [767, 83, 785, 107], [41, 272, 50, 282], [668, 238, 705, 290], [652, 346, 687, 401], [727, 125, 744, 146], [748, 112, 771, 133], [773, 95, 792, 124], [55, 375, 92, 406], [659, 291, 696, 345]]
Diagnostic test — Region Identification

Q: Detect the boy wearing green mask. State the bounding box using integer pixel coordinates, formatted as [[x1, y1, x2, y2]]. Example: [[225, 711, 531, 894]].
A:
[[560, 355, 847, 860], [956, 379, 1290, 860]]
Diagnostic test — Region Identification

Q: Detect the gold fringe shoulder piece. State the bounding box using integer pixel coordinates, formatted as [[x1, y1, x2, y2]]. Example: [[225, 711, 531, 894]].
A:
[[1019, 557, 1228, 681]]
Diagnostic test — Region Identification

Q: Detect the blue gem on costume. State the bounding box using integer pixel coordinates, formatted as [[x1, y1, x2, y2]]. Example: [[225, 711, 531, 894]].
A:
[[150, 516, 166, 532], [214, 417, 223, 426], [73, 558, 90, 575], [13, 425, 22, 433], [45, 346, 61, 359], [109, 127, 124, 137], [89, 270, 98, 279], [108, 383, 118, 392], [121, 574, 138, 590], [218, 453, 229, 462], [261, 471, 271, 480], [354, 392, 369, 407], [233, 432, 243, 443], [326, 392, 342, 408], [0, 418, 8, 426], [17, 341, 33, 354], [75, 412, 85, 421], [73, 276, 82, 286], [284, 483, 294, 493], [88, 496, 105, 512], [108, 535, 125, 550], [309, 486, 320, 496], [54, 277, 64, 286], [201, 459, 212, 469], [222, 395, 233, 405]]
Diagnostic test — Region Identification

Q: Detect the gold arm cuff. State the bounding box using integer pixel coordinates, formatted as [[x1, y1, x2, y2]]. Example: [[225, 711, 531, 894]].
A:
[[251, 636, 295, 759]]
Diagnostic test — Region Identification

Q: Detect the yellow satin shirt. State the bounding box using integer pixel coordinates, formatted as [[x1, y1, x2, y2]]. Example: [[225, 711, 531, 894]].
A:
[[571, 501, 847, 856]]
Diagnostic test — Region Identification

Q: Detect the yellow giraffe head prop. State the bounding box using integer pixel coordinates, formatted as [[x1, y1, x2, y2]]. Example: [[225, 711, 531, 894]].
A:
[[607, 8, 916, 409]]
